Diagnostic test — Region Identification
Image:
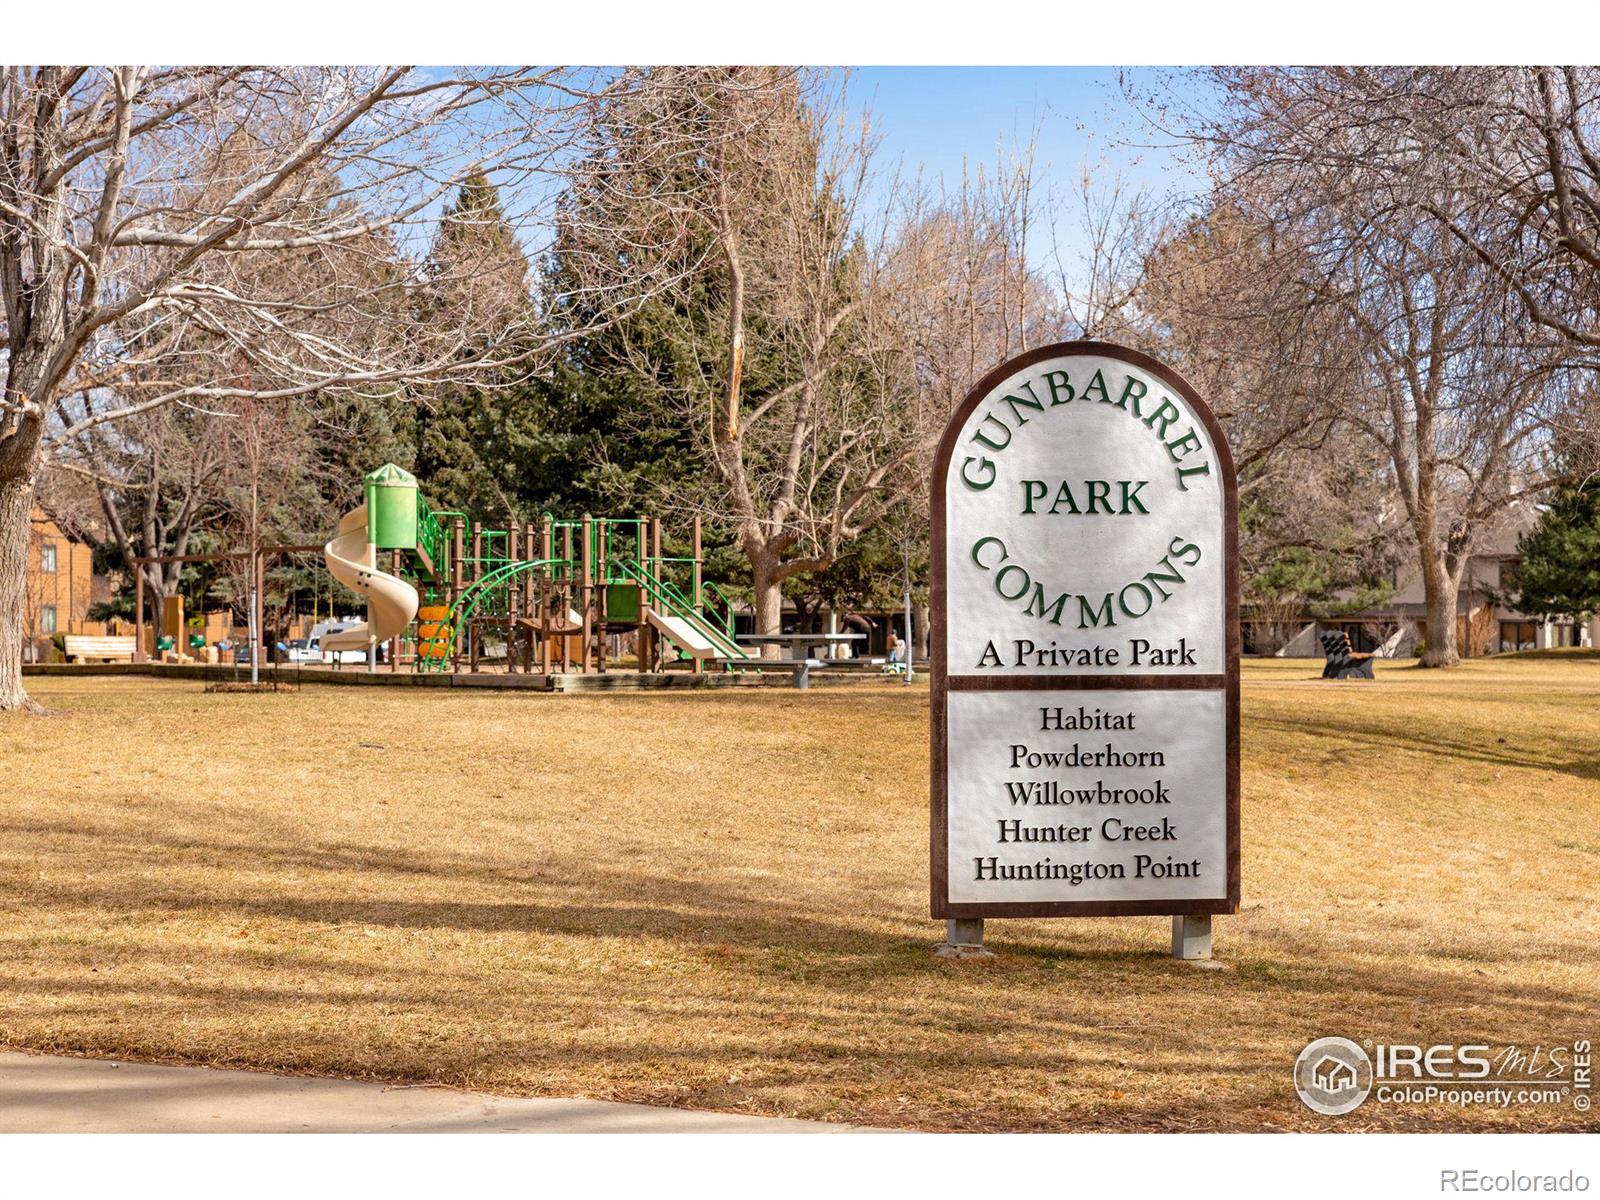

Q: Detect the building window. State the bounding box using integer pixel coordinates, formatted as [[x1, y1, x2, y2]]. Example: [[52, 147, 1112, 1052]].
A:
[[1499, 621, 1536, 653], [41, 605, 58, 633], [1241, 622, 1265, 656], [40, 543, 57, 573]]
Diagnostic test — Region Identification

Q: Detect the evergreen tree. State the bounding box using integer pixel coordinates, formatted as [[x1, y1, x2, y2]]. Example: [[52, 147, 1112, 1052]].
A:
[[407, 172, 694, 529], [548, 70, 913, 636], [412, 172, 537, 519], [1507, 479, 1600, 620]]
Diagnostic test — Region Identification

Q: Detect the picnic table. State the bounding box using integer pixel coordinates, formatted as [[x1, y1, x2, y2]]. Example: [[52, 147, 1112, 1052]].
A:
[[735, 632, 864, 688]]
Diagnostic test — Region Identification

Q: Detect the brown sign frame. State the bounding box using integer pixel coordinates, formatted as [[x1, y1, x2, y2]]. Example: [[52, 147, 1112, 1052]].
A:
[[930, 340, 1241, 919]]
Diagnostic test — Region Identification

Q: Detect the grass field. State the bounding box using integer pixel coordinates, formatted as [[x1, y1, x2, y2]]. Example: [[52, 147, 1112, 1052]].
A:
[[3, 657, 1597, 1131]]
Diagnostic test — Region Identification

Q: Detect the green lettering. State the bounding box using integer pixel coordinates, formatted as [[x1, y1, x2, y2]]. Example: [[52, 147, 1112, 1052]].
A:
[[971, 414, 1012, 451], [1043, 370, 1074, 405], [1165, 429, 1203, 462], [960, 455, 996, 491], [971, 536, 1008, 570], [1167, 535, 1202, 566], [1077, 592, 1117, 629], [1024, 584, 1070, 626], [1142, 398, 1180, 439], [1118, 581, 1154, 619], [995, 564, 1031, 601], [1143, 554, 1185, 600], [1003, 385, 1044, 424], [1116, 375, 1148, 416], [1050, 482, 1082, 515]]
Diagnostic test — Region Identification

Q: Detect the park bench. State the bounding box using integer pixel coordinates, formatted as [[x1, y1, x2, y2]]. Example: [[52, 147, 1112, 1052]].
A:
[[62, 635, 137, 664], [1319, 630, 1376, 680]]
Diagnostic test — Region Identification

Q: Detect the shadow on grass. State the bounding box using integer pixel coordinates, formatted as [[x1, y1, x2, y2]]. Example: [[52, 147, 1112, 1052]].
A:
[[11, 845, 1596, 1028], [8, 841, 1596, 1134], [1245, 712, 1600, 783]]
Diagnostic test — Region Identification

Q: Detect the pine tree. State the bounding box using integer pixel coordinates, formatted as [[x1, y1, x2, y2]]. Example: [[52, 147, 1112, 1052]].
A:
[[412, 172, 541, 520], [1508, 479, 1600, 620]]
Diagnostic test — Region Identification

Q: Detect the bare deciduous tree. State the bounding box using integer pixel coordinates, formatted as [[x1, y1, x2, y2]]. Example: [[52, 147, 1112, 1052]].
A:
[[564, 67, 943, 647], [1050, 169, 1152, 342], [1194, 67, 1600, 352], [1161, 68, 1582, 666], [57, 403, 225, 620]]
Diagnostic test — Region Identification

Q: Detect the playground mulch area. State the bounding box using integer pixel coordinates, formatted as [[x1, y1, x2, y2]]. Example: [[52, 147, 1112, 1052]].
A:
[[2, 657, 1596, 1132]]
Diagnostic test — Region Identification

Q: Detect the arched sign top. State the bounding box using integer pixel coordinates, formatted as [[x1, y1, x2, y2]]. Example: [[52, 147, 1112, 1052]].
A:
[[933, 341, 1237, 479], [934, 342, 1236, 678], [931, 342, 1240, 922]]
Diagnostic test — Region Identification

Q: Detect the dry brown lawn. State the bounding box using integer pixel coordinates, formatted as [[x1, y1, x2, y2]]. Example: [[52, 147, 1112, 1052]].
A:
[[2, 657, 1597, 1131]]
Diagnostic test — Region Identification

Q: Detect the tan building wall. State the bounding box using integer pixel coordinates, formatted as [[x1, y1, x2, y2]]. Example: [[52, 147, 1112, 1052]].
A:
[[24, 507, 95, 661]]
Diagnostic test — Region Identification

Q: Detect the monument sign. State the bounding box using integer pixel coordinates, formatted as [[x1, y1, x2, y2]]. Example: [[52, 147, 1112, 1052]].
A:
[[930, 342, 1239, 957]]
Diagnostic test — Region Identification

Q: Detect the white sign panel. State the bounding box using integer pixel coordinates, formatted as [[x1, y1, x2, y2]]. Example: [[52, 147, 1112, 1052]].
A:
[[932, 343, 1239, 918]]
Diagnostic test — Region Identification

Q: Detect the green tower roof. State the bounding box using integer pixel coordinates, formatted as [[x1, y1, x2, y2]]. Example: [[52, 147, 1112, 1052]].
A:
[[364, 463, 417, 487]]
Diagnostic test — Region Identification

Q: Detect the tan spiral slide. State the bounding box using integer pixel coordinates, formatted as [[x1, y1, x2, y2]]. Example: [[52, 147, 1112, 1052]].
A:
[[322, 504, 419, 655]]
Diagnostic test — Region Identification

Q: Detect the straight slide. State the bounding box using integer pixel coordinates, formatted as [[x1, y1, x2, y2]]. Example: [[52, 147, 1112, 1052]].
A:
[[322, 503, 419, 652], [647, 610, 719, 660]]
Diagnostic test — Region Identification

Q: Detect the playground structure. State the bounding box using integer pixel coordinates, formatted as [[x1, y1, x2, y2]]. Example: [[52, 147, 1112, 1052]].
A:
[[320, 464, 750, 675]]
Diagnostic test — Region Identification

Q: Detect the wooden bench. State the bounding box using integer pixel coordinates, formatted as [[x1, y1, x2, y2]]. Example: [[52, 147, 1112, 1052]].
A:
[[63, 635, 137, 664], [1319, 631, 1376, 680]]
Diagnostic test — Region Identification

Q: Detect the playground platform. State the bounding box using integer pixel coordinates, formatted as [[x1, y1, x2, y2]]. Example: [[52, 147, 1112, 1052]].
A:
[[21, 662, 909, 692]]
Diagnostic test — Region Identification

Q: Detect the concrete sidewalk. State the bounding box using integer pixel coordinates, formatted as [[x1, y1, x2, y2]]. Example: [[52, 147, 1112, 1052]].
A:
[[0, 1052, 869, 1133]]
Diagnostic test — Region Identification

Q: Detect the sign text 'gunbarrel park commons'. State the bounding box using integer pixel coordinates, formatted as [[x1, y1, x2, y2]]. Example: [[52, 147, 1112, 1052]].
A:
[[931, 342, 1240, 922]]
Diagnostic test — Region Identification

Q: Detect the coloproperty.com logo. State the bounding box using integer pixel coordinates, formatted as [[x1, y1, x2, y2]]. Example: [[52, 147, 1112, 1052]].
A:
[[1294, 1036, 1593, 1116]]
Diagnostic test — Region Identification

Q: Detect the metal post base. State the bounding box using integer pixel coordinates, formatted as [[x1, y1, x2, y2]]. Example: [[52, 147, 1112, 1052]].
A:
[[1172, 914, 1221, 965], [934, 917, 994, 959]]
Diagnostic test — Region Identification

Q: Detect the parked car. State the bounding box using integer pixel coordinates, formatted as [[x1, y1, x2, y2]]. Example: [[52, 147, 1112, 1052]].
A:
[[293, 621, 370, 664]]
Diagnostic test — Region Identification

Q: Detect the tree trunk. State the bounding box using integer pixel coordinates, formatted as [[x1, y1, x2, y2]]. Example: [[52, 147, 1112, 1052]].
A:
[[1418, 552, 1462, 668], [914, 601, 930, 660], [750, 554, 785, 661], [0, 469, 43, 712]]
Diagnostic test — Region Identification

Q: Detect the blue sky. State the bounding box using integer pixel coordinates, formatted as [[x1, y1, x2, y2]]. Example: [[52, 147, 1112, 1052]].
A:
[[849, 67, 1207, 203], [472, 67, 1215, 286], [843, 67, 1213, 275]]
